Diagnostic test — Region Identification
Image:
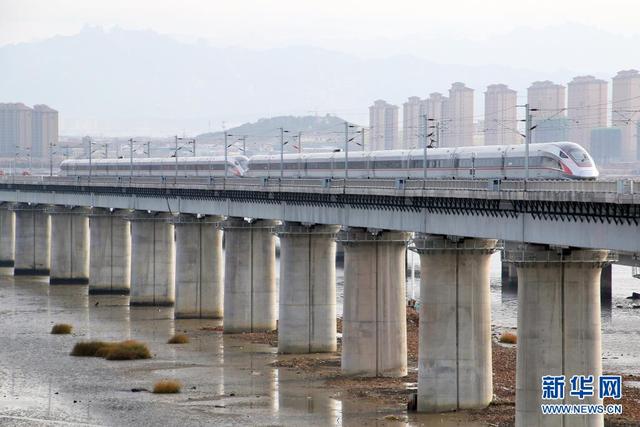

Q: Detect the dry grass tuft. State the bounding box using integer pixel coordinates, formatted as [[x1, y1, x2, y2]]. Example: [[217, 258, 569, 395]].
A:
[[153, 379, 182, 394], [104, 340, 151, 360], [71, 341, 111, 356], [51, 323, 73, 334], [499, 332, 517, 345], [71, 340, 151, 360], [167, 334, 189, 344]]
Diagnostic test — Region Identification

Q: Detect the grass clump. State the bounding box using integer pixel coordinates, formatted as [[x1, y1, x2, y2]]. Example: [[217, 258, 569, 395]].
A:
[[167, 334, 189, 344], [104, 340, 151, 360], [71, 340, 151, 360], [51, 323, 73, 334], [499, 332, 517, 344], [153, 379, 182, 394], [71, 340, 111, 357]]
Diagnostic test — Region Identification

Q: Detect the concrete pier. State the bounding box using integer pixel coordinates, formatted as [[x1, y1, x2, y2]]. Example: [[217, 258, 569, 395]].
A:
[[508, 245, 609, 427], [600, 264, 612, 304], [338, 228, 410, 377], [413, 235, 497, 412], [12, 204, 50, 275], [276, 222, 340, 353], [88, 209, 131, 295], [222, 217, 277, 333], [174, 214, 224, 319], [0, 203, 15, 267], [129, 211, 175, 306], [48, 206, 90, 284]]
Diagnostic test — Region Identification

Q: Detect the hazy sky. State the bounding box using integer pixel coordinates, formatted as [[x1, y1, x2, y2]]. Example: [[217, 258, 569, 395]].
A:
[[2, 0, 639, 50]]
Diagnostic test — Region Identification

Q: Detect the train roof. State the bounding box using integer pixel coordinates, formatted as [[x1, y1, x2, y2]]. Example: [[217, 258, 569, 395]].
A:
[[61, 155, 248, 166]]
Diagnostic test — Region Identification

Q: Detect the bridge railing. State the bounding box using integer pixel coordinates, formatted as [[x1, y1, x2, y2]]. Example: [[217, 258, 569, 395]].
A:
[[0, 175, 636, 195]]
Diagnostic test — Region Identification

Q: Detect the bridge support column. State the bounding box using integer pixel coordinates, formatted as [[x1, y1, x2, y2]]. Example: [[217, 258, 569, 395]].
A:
[[222, 217, 277, 333], [12, 204, 50, 275], [48, 206, 90, 284], [0, 203, 15, 267], [276, 222, 340, 353], [129, 212, 175, 306], [338, 228, 410, 377], [508, 245, 609, 427], [413, 235, 497, 412], [89, 209, 131, 295], [174, 214, 224, 319]]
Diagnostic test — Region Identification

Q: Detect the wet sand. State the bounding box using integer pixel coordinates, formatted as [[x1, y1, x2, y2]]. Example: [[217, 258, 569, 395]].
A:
[[0, 272, 473, 426]]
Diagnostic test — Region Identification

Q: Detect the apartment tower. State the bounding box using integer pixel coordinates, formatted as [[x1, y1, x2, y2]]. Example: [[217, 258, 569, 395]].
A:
[[612, 70, 640, 161], [484, 84, 518, 145], [567, 76, 608, 150], [369, 99, 399, 150], [442, 82, 473, 147]]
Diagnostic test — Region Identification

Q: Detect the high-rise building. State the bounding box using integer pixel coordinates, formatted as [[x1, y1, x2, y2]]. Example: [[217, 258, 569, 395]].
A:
[[402, 96, 426, 149], [369, 99, 399, 150], [0, 103, 33, 156], [32, 105, 59, 158], [527, 81, 566, 143], [612, 69, 640, 161], [590, 127, 622, 164], [567, 76, 608, 151], [442, 82, 473, 147], [484, 84, 518, 145]]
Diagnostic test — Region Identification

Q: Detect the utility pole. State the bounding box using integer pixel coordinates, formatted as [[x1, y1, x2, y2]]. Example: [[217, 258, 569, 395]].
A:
[[174, 135, 179, 179], [192, 138, 196, 157], [224, 132, 229, 179], [344, 122, 349, 179], [422, 115, 428, 180], [49, 141, 55, 177], [239, 135, 247, 154], [361, 127, 365, 152], [88, 137, 93, 179], [129, 138, 134, 179], [279, 128, 288, 179], [297, 131, 302, 153], [525, 104, 532, 181], [146, 141, 151, 158]]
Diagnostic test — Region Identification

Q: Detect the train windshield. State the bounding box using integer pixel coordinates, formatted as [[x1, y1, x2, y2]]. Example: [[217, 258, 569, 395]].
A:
[[557, 144, 592, 167]]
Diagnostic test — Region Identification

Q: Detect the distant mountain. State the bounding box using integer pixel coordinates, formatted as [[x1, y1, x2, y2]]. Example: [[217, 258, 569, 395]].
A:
[[0, 26, 605, 136], [197, 115, 347, 139]]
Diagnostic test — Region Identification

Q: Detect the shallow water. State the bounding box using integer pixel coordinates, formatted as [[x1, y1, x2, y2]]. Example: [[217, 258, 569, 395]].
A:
[[0, 268, 476, 426], [1, 252, 639, 426]]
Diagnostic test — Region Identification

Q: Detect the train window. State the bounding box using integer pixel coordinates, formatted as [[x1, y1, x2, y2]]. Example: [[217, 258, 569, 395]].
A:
[[559, 151, 569, 159], [348, 161, 367, 169], [307, 162, 329, 169], [373, 160, 402, 169], [567, 149, 592, 166], [334, 161, 345, 169], [459, 159, 472, 168], [541, 156, 561, 170]]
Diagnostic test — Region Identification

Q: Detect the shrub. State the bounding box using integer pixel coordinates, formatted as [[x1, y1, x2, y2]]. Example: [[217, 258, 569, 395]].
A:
[[71, 340, 151, 360], [499, 332, 517, 344], [167, 334, 189, 344], [153, 379, 182, 394], [104, 340, 151, 360], [51, 323, 73, 334], [71, 341, 111, 357]]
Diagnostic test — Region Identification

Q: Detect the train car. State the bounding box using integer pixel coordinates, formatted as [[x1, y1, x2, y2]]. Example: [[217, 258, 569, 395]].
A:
[[245, 142, 598, 180], [60, 155, 249, 177]]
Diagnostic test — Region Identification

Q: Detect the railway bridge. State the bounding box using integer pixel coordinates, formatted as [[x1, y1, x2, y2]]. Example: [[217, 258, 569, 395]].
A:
[[0, 175, 638, 427]]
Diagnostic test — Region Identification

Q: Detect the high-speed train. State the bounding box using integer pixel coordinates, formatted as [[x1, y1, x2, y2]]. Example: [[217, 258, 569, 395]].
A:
[[59, 142, 599, 180], [60, 156, 248, 177]]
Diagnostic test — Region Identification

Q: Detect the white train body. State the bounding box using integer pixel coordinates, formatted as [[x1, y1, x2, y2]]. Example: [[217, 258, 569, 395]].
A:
[[59, 142, 598, 180], [246, 142, 598, 180], [60, 156, 248, 177]]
